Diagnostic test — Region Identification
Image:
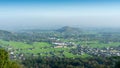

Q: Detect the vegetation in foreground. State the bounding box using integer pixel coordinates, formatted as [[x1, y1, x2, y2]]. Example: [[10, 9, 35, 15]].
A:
[[22, 56, 120, 68], [0, 48, 120, 68], [0, 49, 21, 68]]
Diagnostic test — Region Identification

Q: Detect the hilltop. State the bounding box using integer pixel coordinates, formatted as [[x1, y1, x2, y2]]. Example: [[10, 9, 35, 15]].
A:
[[56, 26, 81, 33]]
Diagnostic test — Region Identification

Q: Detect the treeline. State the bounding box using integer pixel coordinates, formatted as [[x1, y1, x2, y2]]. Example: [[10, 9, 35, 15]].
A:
[[0, 29, 120, 44], [22, 56, 120, 68]]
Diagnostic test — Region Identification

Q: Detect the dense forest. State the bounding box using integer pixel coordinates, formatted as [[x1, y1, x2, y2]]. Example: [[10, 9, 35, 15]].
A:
[[21, 56, 120, 68]]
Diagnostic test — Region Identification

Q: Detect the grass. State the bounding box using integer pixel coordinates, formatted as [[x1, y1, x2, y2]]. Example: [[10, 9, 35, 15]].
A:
[[63, 52, 91, 58], [89, 42, 120, 48], [33, 42, 52, 48], [75, 41, 120, 48], [0, 40, 72, 57], [0, 39, 119, 58], [63, 52, 75, 58], [8, 41, 32, 49]]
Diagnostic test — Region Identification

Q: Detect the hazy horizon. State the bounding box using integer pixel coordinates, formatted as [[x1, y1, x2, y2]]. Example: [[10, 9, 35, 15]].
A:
[[0, 0, 120, 30]]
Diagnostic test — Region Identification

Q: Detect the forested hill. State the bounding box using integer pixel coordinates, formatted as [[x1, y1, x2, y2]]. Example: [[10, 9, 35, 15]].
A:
[[0, 30, 16, 40], [56, 26, 81, 33], [0, 30, 13, 35]]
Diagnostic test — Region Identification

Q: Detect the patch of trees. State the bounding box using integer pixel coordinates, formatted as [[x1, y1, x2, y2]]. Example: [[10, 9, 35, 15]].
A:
[[22, 56, 120, 68], [0, 49, 21, 68]]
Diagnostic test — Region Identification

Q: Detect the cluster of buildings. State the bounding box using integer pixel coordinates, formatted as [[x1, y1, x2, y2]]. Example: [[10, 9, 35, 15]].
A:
[[71, 45, 120, 57], [53, 42, 76, 48]]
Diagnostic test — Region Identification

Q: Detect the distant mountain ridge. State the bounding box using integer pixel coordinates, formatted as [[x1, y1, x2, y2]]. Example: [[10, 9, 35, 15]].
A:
[[56, 26, 81, 33]]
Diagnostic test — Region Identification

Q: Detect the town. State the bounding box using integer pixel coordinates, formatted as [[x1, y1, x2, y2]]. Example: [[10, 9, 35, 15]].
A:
[[0, 26, 120, 68]]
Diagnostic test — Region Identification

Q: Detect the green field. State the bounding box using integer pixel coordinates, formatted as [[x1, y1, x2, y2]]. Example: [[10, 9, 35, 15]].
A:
[[0, 39, 120, 58]]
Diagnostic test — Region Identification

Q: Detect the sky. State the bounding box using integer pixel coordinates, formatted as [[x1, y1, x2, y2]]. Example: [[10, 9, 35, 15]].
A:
[[0, 0, 120, 30]]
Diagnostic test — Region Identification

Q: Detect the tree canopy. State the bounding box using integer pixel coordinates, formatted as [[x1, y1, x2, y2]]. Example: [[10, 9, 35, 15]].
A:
[[0, 49, 21, 68]]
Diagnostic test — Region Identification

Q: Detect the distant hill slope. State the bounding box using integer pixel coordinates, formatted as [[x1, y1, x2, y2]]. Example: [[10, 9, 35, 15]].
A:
[[0, 30, 14, 36], [56, 26, 81, 33], [0, 30, 16, 40], [0, 30, 12, 34]]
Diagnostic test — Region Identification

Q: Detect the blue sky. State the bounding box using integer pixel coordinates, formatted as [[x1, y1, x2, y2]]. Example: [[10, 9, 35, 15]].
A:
[[0, 0, 120, 30]]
